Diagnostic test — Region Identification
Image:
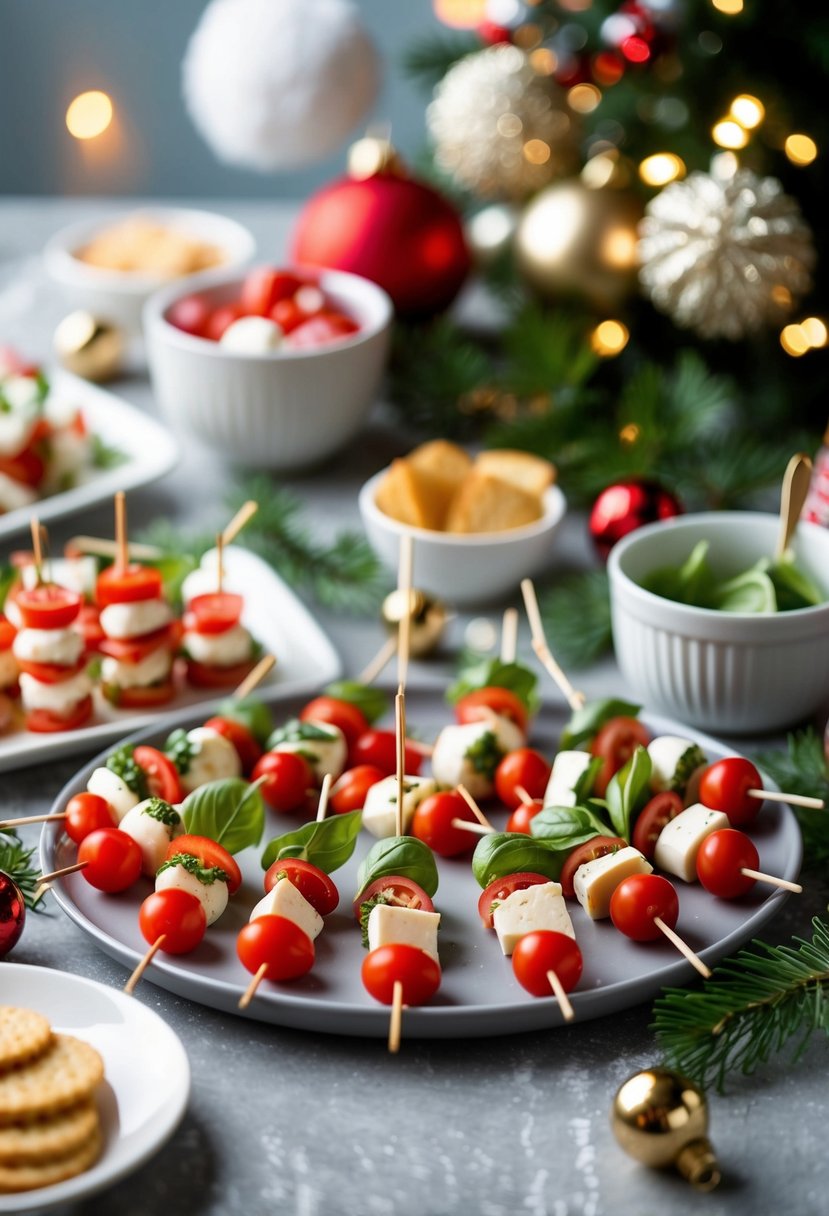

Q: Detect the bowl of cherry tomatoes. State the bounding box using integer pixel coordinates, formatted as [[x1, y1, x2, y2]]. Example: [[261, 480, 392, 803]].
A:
[[143, 265, 393, 469]]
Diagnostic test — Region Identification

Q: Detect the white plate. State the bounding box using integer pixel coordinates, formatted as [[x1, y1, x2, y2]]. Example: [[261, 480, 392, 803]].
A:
[[41, 683, 802, 1038], [0, 963, 190, 1213], [0, 544, 341, 772], [0, 369, 178, 540]]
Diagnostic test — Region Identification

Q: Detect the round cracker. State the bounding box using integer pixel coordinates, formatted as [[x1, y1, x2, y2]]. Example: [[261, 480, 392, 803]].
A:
[[0, 1124, 102, 1193], [0, 1100, 99, 1164], [0, 1035, 104, 1124], [0, 1007, 53, 1071]]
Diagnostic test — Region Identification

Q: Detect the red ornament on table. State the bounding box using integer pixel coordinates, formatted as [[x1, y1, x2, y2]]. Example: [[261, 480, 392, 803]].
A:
[[0, 872, 26, 957], [589, 478, 683, 561]]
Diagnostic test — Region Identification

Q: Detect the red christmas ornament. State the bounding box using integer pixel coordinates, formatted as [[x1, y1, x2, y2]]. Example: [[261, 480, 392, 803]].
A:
[[290, 155, 471, 319], [589, 478, 683, 560], [0, 872, 26, 958]]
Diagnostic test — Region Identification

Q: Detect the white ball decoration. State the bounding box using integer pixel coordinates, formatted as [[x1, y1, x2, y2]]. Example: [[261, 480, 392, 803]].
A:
[[182, 0, 381, 172]]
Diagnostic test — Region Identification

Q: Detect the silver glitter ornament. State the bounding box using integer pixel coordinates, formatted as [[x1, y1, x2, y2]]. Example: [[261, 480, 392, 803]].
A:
[[638, 169, 816, 340], [426, 44, 578, 202]]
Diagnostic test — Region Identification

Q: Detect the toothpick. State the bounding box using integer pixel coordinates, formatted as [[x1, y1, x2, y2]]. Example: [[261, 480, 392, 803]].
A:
[[747, 788, 824, 810], [514, 785, 534, 806], [395, 685, 406, 839], [316, 773, 333, 822], [500, 608, 518, 664], [238, 962, 268, 1010], [66, 536, 164, 561], [0, 812, 66, 830], [547, 969, 575, 1022], [456, 784, 496, 832], [232, 654, 276, 700], [358, 636, 397, 686], [388, 979, 404, 1054], [450, 818, 495, 836], [653, 916, 711, 978], [37, 860, 87, 885], [216, 533, 224, 595], [114, 491, 128, 573], [520, 578, 586, 711], [740, 868, 803, 893], [222, 500, 258, 546], [30, 517, 43, 584], [124, 935, 167, 996], [397, 535, 413, 690]]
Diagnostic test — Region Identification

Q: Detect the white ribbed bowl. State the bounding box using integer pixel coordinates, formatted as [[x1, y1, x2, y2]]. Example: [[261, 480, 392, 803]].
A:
[[608, 512, 829, 733], [143, 268, 392, 469]]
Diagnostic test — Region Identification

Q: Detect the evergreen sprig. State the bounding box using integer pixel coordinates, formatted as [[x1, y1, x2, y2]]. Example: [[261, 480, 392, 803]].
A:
[[653, 918, 829, 1092], [0, 832, 46, 912], [755, 731, 829, 863], [538, 569, 613, 669]]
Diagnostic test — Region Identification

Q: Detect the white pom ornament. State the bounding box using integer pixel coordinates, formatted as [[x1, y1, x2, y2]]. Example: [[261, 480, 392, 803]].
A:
[[183, 0, 381, 172]]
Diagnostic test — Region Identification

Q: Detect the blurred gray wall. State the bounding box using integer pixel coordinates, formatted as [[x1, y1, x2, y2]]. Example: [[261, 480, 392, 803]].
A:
[[0, 0, 442, 197]]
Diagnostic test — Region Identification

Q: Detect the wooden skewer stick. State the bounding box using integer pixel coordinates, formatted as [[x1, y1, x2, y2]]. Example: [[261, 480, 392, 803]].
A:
[[747, 788, 825, 810], [405, 738, 433, 758], [37, 860, 87, 885], [316, 772, 333, 822], [397, 535, 413, 691], [0, 812, 66, 830], [239, 962, 268, 1010], [520, 578, 586, 712], [514, 785, 534, 807], [124, 935, 167, 996], [388, 979, 404, 1054], [740, 868, 803, 893], [500, 607, 518, 665], [114, 491, 128, 573], [232, 654, 276, 700], [456, 784, 496, 832], [450, 818, 495, 836], [222, 500, 258, 547], [358, 635, 397, 686], [653, 916, 711, 978], [395, 686, 406, 839], [66, 536, 164, 560], [216, 533, 225, 595], [30, 517, 43, 584], [547, 969, 575, 1022]]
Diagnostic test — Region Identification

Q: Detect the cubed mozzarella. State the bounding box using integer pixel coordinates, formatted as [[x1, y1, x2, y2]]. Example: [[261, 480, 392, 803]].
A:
[[367, 903, 441, 963], [87, 766, 141, 822], [492, 882, 574, 956], [183, 624, 253, 666], [271, 721, 347, 784], [99, 598, 171, 640], [0, 648, 18, 688], [100, 645, 173, 690], [21, 557, 97, 599], [361, 774, 438, 839], [13, 627, 84, 667], [19, 669, 91, 714], [220, 315, 283, 353], [648, 736, 707, 800], [119, 799, 183, 877], [573, 846, 653, 919], [181, 551, 242, 605], [155, 863, 228, 925], [654, 803, 730, 882], [179, 726, 242, 794], [250, 877, 324, 941], [41, 429, 92, 493], [431, 716, 524, 800], [544, 751, 596, 808], [0, 472, 36, 512]]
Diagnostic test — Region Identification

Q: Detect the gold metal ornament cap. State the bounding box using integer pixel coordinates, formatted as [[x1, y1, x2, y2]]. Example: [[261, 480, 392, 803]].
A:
[[611, 1067, 721, 1192], [54, 311, 124, 382], [381, 589, 448, 658], [348, 136, 406, 181]]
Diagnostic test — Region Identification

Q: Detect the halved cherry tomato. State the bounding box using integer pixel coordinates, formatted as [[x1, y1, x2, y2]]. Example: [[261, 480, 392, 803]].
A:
[[349, 729, 424, 776], [411, 790, 478, 858], [205, 305, 242, 342], [187, 593, 244, 635], [98, 624, 176, 665], [102, 681, 175, 708], [456, 687, 528, 735], [352, 876, 434, 922], [609, 873, 679, 942], [237, 914, 315, 981], [590, 716, 650, 797], [362, 943, 441, 1006], [559, 835, 627, 899], [167, 294, 211, 337], [78, 827, 142, 893], [96, 564, 163, 607], [285, 312, 359, 349], [698, 757, 764, 828], [0, 617, 16, 650], [251, 751, 312, 812], [263, 857, 339, 915], [77, 604, 104, 655], [269, 298, 307, 333], [15, 584, 81, 629], [505, 799, 543, 835], [185, 658, 255, 689], [64, 792, 116, 844], [330, 764, 384, 815], [203, 716, 262, 774], [696, 828, 760, 899], [299, 696, 368, 751], [17, 658, 86, 684], [166, 834, 242, 895], [0, 444, 45, 488], [512, 930, 584, 999], [477, 872, 549, 929], [631, 792, 683, 860], [26, 695, 92, 733], [133, 745, 182, 803], [241, 268, 308, 316], [495, 748, 551, 810], [139, 888, 207, 954]]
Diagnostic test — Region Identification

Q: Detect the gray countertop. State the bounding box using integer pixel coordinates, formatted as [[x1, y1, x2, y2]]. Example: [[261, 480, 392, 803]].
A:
[[1, 201, 827, 1216]]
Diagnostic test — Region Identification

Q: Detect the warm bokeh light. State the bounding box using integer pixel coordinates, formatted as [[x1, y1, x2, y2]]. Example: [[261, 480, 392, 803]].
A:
[[729, 94, 764, 129], [530, 48, 558, 75], [432, 0, 487, 28], [711, 0, 743, 13], [712, 119, 748, 149], [602, 228, 639, 270], [801, 317, 828, 348], [593, 52, 625, 86], [65, 90, 113, 140], [639, 153, 686, 186], [619, 422, 641, 444], [771, 285, 793, 308], [568, 83, 602, 114], [523, 139, 551, 164], [780, 325, 809, 357], [785, 133, 818, 165], [592, 320, 630, 357]]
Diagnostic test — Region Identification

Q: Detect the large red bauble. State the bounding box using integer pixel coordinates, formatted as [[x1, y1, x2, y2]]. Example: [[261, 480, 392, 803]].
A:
[[0, 872, 26, 957], [589, 478, 683, 560], [290, 173, 471, 319]]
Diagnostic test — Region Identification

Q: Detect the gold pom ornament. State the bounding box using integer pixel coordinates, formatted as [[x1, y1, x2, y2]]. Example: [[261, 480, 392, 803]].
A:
[[53, 311, 124, 382]]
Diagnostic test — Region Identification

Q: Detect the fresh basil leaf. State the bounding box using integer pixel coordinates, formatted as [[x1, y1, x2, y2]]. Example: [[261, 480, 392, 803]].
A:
[[573, 755, 603, 803], [0, 565, 16, 612], [216, 697, 274, 745], [530, 804, 610, 849], [268, 718, 335, 748], [711, 569, 776, 613], [183, 777, 265, 855], [472, 832, 568, 888], [765, 555, 824, 610], [356, 836, 439, 899], [559, 698, 641, 751], [261, 810, 362, 874], [447, 657, 539, 714], [323, 681, 388, 725], [605, 745, 651, 841], [165, 728, 195, 775], [642, 540, 715, 607]]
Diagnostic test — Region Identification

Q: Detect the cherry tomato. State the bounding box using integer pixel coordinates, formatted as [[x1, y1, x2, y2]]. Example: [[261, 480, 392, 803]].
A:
[[64, 792, 116, 844], [166, 834, 242, 895], [410, 790, 478, 858], [0, 617, 16, 650], [78, 828, 142, 893], [15, 584, 81, 630], [139, 888, 207, 954], [269, 298, 306, 333], [98, 624, 176, 665], [299, 696, 368, 751], [263, 858, 339, 915], [251, 751, 312, 812], [361, 943, 441, 1006], [77, 604, 105, 655], [166, 294, 211, 338], [330, 764, 384, 815], [17, 658, 86, 684], [26, 695, 93, 733], [477, 872, 550, 929], [352, 877, 434, 922], [96, 565, 163, 608], [349, 729, 424, 776], [610, 873, 679, 942], [236, 914, 315, 981], [696, 829, 760, 899], [185, 659, 255, 689], [203, 716, 262, 775], [133, 746, 182, 803], [0, 444, 45, 488], [559, 836, 627, 899], [241, 268, 308, 316], [698, 757, 764, 827], [205, 305, 242, 342], [590, 716, 650, 797], [102, 682, 175, 709], [512, 930, 584, 998], [495, 748, 551, 810], [631, 792, 684, 860], [505, 799, 544, 835], [187, 593, 244, 635], [455, 687, 528, 735]]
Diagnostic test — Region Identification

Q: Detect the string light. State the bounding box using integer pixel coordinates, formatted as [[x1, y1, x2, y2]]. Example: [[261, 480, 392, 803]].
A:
[[568, 84, 602, 113], [729, 95, 764, 129], [65, 91, 113, 140], [591, 320, 630, 356], [785, 134, 818, 165], [801, 317, 828, 348], [780, 325, 809, 357], [639, 153, 686, 186], [619, 422, 641, 444], [523, 139, 552, 164], [712, 119, 748, 149], [711, 0, 743, 13], [432, 0, 487, 27]]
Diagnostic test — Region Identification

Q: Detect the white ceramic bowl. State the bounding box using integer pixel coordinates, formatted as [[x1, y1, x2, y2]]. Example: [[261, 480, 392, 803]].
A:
[[43, 208, 257, 332], [608, 511, 829, 733], [359, 469, 567, 607], [144, 268, 393, 469]]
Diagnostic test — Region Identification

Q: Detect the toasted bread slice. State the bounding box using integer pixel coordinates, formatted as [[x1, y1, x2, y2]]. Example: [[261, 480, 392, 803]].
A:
[[374, 459, 443, 530], [445, 471, 544, 534], [407, 441, 473, 528], [474, 450, 555, 498]]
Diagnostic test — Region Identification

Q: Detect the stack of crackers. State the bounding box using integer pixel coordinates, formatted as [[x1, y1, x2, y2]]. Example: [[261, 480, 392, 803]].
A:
[[374, 441, 556, 533], [0, 1006, 104, 1194]]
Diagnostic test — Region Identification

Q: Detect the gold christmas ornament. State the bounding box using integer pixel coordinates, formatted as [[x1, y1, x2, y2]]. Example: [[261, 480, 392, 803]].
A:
[[381, 589, 448, 657], [54, 311, 124, 382], [515, 181, 642, 309], [465, 204, 520, 268], [611, 1067, 722, 1192], [426, 44, 579, 202], [638, 168, 816, 340]]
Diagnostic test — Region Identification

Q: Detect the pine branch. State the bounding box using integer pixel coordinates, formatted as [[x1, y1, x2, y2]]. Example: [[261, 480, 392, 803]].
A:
[[402, 32, 479, 88], [538, 569, 613, 669], [389, 320, 494, 439], [754, 730, 829, 863], [0, 832, 46, 912], [653, 918, 829, 1092]]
